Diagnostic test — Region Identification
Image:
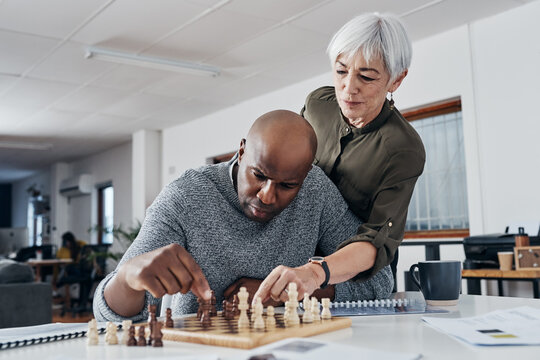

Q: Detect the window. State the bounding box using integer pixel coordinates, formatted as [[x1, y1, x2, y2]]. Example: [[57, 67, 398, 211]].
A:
[[97, 183, 114, 244], [403, 99, 469, 238]]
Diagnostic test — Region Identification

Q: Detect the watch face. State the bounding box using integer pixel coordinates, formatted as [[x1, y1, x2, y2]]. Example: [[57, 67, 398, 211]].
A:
[[310, 256, 324, 262]]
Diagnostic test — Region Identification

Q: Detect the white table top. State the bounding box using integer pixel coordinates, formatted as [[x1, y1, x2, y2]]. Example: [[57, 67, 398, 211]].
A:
[[2, 293, 539, 360]]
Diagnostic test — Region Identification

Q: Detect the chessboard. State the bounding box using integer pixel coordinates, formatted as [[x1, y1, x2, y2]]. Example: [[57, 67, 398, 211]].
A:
[[157, 311, 351, 349]]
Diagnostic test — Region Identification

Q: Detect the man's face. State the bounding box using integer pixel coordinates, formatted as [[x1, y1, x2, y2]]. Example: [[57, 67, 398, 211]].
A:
[[236, 139, 311, 223]]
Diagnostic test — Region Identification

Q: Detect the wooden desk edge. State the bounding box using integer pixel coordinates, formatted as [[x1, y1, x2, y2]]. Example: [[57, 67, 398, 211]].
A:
[[462, 268, 540, 278]]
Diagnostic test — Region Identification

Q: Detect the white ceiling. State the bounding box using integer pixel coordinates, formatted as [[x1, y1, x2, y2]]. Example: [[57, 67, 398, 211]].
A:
[[0, 0, 533, 182]]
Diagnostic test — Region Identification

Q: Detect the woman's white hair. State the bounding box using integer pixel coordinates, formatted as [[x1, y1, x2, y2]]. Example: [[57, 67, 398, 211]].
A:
[[327, 13, 412, 82]]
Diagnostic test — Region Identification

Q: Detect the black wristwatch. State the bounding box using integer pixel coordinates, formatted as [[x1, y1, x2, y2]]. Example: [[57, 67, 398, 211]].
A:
[[309, 256, 330, 289]]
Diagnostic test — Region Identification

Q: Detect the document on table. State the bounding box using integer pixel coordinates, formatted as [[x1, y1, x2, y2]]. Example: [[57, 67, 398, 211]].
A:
[[423, 306, 540, 346], [235, 338, 422, 360]]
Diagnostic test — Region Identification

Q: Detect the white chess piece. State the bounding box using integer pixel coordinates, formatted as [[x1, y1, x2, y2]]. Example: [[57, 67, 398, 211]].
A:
[[87, 319, 98, 345], [302, 294, 313, 323], [105, 322, 118, 345], [287, 283, 300, 326], [321, 298, 332, 320], [266, 306, 276, 328], [121, 320, 132, 345], [237, 287, 250, 328], [252, 297, 265, 330], [311, 297, 321, 321]]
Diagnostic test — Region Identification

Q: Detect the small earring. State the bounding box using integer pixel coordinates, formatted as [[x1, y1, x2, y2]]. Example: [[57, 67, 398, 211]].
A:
[[389, 92, 394, 110]]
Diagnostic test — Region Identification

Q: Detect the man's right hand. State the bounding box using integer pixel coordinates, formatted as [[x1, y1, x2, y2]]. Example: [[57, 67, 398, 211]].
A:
[[104, 243, 211, 317]]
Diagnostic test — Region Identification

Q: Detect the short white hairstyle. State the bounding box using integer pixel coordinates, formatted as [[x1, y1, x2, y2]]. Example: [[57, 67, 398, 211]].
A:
[[327, 13, 412, 82]]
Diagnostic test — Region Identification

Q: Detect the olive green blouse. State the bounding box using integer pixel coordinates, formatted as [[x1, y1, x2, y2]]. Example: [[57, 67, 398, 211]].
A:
[[301, 86, 425, 280]]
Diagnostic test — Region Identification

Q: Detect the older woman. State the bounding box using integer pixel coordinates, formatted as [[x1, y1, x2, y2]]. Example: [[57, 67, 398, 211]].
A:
[[255, 13, 425, 303]]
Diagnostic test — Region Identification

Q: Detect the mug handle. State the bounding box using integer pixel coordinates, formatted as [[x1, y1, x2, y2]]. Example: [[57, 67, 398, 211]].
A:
[[409, 264, 421, 290]]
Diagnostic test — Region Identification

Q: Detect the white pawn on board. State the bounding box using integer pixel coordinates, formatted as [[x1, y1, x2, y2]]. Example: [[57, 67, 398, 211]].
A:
[[311, 297, 321, 321], [283, 300, 290, 321], [120, 320, 132, 345], [252, 297, 265, 330], [87, 319, 99, 345], [266, 305, 276, 328], [237, 287, 250, 328], [105, 322, 118, 345], [302, 293, 313, 323], [286, 283, 300, 326], [321, 298, 332, 320]]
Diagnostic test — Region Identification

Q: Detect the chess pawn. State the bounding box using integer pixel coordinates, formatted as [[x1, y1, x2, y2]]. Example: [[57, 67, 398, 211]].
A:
[[152, 322, 163, 347], [127, 326, 137, 346], [232, 294, 239, 315], [165, 308, 174, 328], [87, 319, 98, 345], [252, 297, 265, 330], [303, 293, 310, 311], [210, 290, 218, 317], [302, 295, 313, 323], [197, 297, 203, 320], [283, 300, 290, 321], [311, 297, 321, 321], [107, 322, 118, 345], [265, 306, 276, 328], [137, 326, 147, 346], [321, 298, 332, 320], [121, 320, 132, 345]]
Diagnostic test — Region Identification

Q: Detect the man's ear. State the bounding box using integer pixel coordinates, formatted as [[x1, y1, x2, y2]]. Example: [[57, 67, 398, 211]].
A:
[[238, 139, 246, 163]]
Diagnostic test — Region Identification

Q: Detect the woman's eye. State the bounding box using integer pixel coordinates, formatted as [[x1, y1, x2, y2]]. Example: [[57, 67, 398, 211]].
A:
[[336, 70, 347, 75], [360, 75, 375, 81], [254, 173, 265, 180]]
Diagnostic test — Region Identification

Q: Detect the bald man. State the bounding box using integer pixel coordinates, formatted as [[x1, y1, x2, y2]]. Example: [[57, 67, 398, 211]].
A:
[[93, 110, 393, 322]]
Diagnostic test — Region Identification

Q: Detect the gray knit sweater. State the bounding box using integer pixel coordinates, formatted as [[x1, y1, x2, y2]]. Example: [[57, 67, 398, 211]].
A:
[[93, 162, 393, 322]]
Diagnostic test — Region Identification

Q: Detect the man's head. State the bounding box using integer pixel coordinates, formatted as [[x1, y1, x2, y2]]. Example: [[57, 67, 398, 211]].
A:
[[235, 110, 317, 223]]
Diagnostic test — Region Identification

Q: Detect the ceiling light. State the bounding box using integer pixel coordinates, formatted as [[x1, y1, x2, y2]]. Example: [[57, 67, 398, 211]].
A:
[[0, 141, 53, 150], [85, 47, 221, 77]]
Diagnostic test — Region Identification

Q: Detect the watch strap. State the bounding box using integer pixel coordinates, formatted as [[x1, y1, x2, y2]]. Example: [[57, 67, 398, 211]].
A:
[[309, 257, 330, 289]]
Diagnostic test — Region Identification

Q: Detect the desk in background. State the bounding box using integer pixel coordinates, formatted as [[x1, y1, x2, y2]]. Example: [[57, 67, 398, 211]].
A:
[[462, 268, 540, 298], [26, 258, 72, 282], [2, 294, 539, 360]]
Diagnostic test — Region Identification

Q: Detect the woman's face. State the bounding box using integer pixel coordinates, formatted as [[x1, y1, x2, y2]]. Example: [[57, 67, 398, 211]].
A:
[[333, 53, 406, 126]]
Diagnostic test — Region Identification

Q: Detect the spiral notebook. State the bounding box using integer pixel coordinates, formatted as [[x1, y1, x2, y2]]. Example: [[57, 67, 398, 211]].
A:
[[0, 322, 120, 350], [301, 292, 448, 316]]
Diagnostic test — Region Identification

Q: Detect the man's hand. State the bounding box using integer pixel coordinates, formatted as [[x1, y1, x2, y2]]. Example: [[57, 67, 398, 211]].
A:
[[253, 264, 327, 305], [104, 243, 211, 317], [223, 277, 283, 307]]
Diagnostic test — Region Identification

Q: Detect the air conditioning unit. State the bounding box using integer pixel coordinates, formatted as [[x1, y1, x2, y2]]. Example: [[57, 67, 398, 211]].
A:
[[59, 174, 93, 198]]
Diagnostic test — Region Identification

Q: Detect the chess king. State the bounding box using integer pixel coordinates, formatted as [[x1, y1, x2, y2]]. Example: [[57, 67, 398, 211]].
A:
[[94, 110, 393, 322]]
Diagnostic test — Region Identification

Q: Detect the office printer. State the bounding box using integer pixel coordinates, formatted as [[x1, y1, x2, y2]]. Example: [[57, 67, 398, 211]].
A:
[[463, 227, 540, 269]]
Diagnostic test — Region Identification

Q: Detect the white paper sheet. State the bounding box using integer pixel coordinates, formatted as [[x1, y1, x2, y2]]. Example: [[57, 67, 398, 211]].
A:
[[423, 306, 540, 345]]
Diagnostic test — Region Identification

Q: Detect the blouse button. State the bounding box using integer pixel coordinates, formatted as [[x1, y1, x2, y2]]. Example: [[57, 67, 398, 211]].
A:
[[388, 222, 393, 227]]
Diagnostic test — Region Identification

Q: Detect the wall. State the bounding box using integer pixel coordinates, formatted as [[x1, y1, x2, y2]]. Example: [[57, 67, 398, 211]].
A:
[[68, 142, 132, 244], [468, 1, 540, 233], [162, 73, 331, 184]]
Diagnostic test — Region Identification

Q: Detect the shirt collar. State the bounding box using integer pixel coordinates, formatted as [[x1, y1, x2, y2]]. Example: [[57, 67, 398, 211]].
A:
[[342, 99, 394, 134]]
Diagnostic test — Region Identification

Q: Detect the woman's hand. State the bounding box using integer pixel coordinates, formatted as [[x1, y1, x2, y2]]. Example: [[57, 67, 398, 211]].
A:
[[223, 277, 282, 307], [252, 263, 326, 305]]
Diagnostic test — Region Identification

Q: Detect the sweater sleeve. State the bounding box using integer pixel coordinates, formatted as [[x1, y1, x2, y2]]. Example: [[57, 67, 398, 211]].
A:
[[93, 180, 188, 322]]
